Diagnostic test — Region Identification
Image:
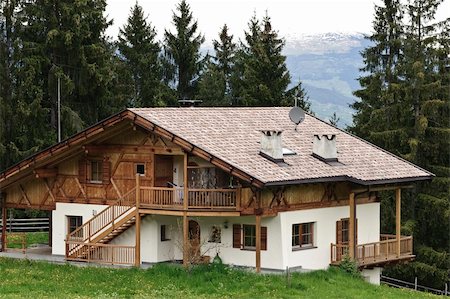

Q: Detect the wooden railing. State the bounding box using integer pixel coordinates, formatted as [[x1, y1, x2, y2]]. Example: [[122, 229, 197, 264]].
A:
[[66, 241, 135, 265], [139, 187, 238, 210], [331, 235, 413, 266], [188, 188, 237, 209], [66, 188, 136, 257], [139, 187, 184, 208]]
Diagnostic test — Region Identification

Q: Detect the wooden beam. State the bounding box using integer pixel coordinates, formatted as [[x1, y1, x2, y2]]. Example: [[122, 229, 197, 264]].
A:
[[135, 174, 141, 267], [19, 184, 32, 206], [110, 178, 122, 198], [396, 188, 401, 257], [34, 168, 58, 178], [43, 179, 56, 203], [1, 206, 6, 251], [349, 192, 356, 259], [83, 144, 182, 155], [351, 184, 414, 193], [184, 152, 188, 211], [255, 214, 261, 273], [75, 178, 87, 200], [183, 213, 188, 267]]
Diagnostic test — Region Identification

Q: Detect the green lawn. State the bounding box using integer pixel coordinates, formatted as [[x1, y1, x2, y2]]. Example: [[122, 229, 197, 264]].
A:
[[5, 232, 48, 249], [0, 258, 437, 298]]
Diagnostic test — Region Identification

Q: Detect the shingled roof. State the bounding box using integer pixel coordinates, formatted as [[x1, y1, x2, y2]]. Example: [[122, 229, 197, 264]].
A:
[[130, 107, 433, 186]]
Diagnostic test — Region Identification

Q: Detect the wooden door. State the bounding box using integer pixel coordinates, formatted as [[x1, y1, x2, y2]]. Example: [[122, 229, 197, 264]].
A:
[[154, 155, 173, 187], [188, 220, 201, 261], [336, 218, 357, 260]]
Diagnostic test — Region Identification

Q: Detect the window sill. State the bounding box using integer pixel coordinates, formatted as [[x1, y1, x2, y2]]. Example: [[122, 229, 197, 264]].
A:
[[161, 239, 171, 242], [292, 246, 317, 252], [88, 181, 103, 185]]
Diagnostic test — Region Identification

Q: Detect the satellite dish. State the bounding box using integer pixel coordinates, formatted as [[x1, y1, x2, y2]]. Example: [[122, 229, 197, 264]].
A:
[[289, 107, 305, 125]]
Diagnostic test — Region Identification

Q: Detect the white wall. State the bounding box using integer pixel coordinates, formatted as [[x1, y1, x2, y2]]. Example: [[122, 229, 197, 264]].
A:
[[52, 202, 108, 255], [362, 267, 381, 285], [281, 202, 380, 270], [52, 201, 380, 271]]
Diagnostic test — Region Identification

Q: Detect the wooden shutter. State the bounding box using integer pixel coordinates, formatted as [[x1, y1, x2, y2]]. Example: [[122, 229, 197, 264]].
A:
[[102, 158, 111, 184], [355, 219, 358, 245], [233, 224, 241, 248], [336, 220, 343, 244], [261, 226, 267, 251], [78, 159, 87, 183]]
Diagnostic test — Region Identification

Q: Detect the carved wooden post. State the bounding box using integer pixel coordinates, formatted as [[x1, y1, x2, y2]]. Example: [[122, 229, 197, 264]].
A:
[[183, 214, 188, 267], [396, 188, 401, 257], [349, 192, 356, 259], [255, 214, 261, 273], [135, 174, 141, 267]]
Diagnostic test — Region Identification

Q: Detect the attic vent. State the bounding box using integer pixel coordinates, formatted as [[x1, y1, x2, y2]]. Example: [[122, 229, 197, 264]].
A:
[[260, 130, 284, 163], [312, 134, 338, 162]]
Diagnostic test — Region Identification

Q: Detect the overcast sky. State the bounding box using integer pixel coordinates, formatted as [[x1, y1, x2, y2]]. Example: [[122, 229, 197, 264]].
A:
[[105, 0, 449, 43]]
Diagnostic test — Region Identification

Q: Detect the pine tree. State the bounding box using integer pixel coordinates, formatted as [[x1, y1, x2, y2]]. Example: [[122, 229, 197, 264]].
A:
[[18, 0, 116, 133], [234, 13, 291, 106], [117, 3, 164, 107], [163, 0, 205, 100], [352, 0, 450, 288], [198, 24, 236, 106]]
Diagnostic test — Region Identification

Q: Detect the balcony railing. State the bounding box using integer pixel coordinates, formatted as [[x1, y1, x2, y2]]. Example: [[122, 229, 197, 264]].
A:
[[139, 187, 238, 210], [331, 235, 414, 267]]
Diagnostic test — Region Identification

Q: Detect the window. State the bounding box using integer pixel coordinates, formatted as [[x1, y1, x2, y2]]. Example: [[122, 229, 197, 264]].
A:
[[292, 222, 315, 249], [67, 216, 82, 234], [90, 160, 102, 182], [160, 225, 170, 241], [209, 226, 221, 243], [136, 164, 145, 176], [233, 224, 267, 250], [341, 220, 349, 243], [243, 224, 256, 249]]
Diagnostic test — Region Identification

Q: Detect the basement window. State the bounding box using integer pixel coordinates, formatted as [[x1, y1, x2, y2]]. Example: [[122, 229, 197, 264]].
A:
[[67, 216, 82, 234], [292, 222, 315, 250], [160, 225, 170, 241]]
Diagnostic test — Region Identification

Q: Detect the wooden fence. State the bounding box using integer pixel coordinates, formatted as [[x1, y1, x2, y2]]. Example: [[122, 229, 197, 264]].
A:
[[0, 218, 49, 232]]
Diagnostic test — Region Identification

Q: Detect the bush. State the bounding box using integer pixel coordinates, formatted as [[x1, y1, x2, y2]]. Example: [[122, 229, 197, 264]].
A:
[[338, 255, 361, 278]]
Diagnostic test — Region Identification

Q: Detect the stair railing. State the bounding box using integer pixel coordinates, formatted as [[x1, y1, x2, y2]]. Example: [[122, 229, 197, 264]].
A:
[[66, 188, 136, 257]]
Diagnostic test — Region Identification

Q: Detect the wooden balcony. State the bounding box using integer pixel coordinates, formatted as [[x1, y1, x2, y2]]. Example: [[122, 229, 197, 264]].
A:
[[331, 234, 414, 267], [139, 187, 239, 211]]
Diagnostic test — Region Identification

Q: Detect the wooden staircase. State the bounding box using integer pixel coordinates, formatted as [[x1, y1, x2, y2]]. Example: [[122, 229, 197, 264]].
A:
[[65, 188, 137, 264]]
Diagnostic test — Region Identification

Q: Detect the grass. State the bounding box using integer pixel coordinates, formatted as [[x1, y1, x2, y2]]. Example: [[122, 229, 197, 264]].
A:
[[5, 232, 48, 249], [0, 258, 438, 298]]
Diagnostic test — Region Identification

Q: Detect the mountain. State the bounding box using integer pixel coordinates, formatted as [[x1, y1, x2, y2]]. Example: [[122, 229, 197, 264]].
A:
[[284, 33, 370, 128]]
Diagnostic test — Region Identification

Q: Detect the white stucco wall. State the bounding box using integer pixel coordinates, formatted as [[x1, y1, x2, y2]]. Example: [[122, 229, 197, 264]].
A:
[[282, 202, 380, 270], [52, 201, 380, 272], [52, 202, 108, 255], [362, 267, 381, 285]]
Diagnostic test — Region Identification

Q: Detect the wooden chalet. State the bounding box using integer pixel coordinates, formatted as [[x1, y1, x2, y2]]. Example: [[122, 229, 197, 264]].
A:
[[0, 107, 433, 283]]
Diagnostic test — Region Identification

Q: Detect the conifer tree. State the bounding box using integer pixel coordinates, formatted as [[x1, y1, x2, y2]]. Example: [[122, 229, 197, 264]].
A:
[[117, 3, 164, 107], [163, 0, 205, 100], [234, 13, 291, 106], [198, 24, 236, 106], [352, 0, 449, 288]]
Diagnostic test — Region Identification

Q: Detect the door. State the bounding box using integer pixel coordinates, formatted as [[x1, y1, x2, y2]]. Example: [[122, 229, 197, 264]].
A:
[[336, 218, 357, 260], [188, 220, 201, 261], [154, 155, 173, 187]]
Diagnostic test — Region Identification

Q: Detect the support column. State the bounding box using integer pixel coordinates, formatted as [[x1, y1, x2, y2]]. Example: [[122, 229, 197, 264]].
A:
[[1, 206, 6, 252], [48, 211, 53, 247], [135, 174, 141, 267], [183, 213, 188, 267], [255, 214, 261, 273], [183, 152, 188, 211], [396, 188, 401, 257], [349, 192, 356, 259]]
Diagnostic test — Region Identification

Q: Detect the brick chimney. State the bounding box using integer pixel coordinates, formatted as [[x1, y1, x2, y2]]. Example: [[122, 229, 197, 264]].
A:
[[312, 134, 338, 162], [260, 131, 283, 162]]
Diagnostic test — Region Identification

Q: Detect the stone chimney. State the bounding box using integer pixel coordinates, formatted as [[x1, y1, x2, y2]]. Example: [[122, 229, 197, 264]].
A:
[[260, 131, 283, 162], [312, 134, 338, 162]]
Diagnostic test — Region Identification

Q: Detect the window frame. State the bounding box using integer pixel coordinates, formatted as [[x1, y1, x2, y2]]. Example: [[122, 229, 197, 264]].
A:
[[89, 160, 103, 183], [160, 224, 170, 241], [135, 163, 145, 176], [67, 215, 83, 235], [292, 222, 315, 250], [243, 224, 257, 250]]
